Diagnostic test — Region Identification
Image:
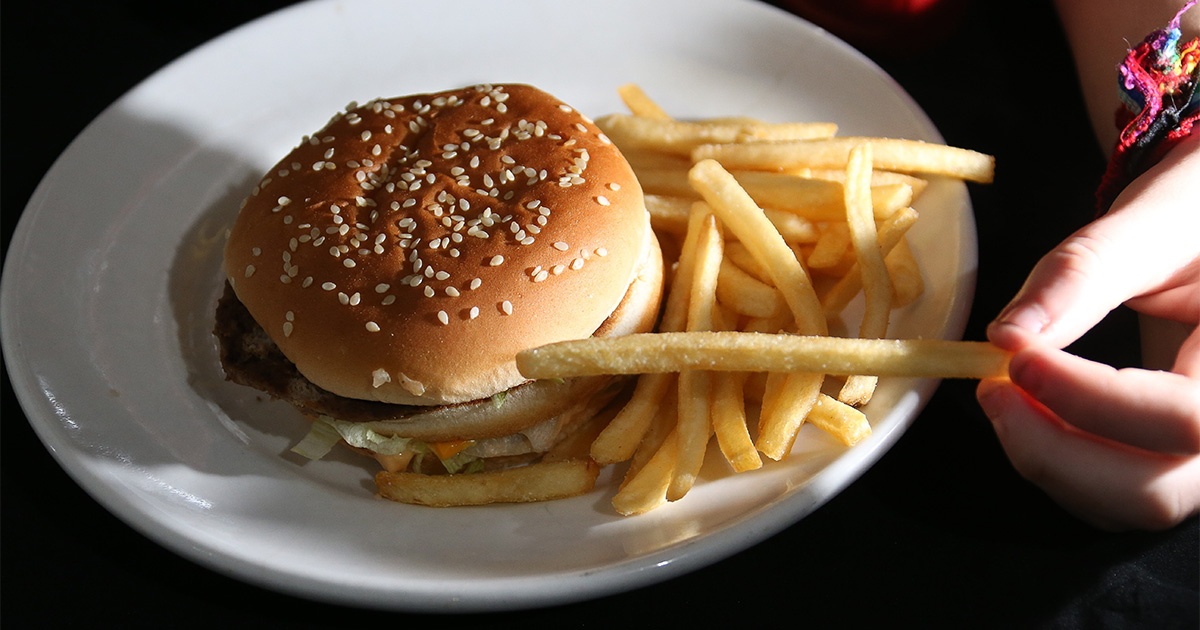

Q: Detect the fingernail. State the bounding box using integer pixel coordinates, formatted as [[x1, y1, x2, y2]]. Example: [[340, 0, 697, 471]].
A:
[[994, 303, 1049, 336]]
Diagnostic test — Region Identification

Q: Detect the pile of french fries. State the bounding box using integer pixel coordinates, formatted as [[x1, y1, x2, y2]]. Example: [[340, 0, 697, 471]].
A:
[[377, 84, 1007, 512], [513, 84, 1006, 515]]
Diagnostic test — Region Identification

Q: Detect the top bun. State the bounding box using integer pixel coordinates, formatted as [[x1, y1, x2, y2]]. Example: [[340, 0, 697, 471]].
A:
[[223, 84, 653, 405]]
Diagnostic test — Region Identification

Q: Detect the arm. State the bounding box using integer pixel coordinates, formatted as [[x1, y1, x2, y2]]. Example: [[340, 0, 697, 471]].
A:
[[976, 2, 1200, 531], [1054, 0, 1199, 153]]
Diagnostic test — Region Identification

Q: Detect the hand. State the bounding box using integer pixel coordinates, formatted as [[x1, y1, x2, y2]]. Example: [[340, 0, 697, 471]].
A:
[[976, 134, 1200, 531]]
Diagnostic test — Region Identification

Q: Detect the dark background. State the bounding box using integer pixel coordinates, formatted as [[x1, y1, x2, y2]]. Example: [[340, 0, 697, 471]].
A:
[[3, 1, 1197, 628]]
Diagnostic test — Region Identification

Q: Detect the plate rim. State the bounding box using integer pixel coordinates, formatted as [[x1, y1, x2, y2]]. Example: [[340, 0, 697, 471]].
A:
[[1, 0, 977, 613]]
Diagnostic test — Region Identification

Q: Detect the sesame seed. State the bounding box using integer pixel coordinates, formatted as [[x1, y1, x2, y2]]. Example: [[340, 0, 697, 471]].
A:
[[596, 196, 610, 206], [500, 300, 513, 315], [596, 247, 609, 257], [437, 310, 450, 325], [366, 321, 380, 332], [244, 265, 256, 278], [424, 286, 435, 298], [322, 282, 337, 291], [470, 278, 482, 290], [372, 368, 390, 387], [469, 306, 480, 319], [553, 241, 569, 251], [283, 322, 294, 337], [489, 255, 504, 266], [533, 270, 549, 282]]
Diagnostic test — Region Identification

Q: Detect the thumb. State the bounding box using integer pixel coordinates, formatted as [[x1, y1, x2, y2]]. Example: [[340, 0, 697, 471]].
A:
[[990, 137, 1200, 350]]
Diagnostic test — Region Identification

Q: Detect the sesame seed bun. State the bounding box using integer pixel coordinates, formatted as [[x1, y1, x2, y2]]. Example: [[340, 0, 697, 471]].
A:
[[222, 84, 659, 408]]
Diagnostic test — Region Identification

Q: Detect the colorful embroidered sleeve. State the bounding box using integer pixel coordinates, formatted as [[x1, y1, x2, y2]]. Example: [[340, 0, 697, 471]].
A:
[[1097, 0, 1199, 212]]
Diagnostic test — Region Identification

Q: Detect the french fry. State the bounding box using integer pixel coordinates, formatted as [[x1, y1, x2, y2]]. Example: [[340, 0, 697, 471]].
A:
[[638, 167, 912, 222], [693, 137, 995, 184], [712, 371, 762, 472], [762, 208, 820, 243], [807, 394, 872, 446], [590, 373, 673, 465], [612, 431, 677, 516], [669, 211, 723, 500], [807, 222, 852, 270], [645, 194, 693, 236], [839, 144, 893, 406], [788, 167, 930, 199], [886, 238, 925, 308], [516, 333, 1012, 381], [623, 148, 693, 172], [731, 171, 912, 221], [757, 371, 823, 460], [821, 206, 919, 316], [724, 242, 772, 285], [597, 113, 837, 156], [618, 83, 671, 119], [375, 459, 599, 507], [622, 388, 678, 486], [716, 258, 786, 319]]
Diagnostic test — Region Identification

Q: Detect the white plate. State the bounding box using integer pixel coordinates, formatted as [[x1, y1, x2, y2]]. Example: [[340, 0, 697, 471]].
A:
[[1, 0, 975, 613]]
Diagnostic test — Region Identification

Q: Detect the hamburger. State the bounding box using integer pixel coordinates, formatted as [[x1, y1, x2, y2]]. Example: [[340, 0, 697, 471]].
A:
[[215, 83, 663, 477]]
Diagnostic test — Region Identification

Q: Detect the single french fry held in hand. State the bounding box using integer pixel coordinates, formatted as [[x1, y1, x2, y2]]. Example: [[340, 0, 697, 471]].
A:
[[693, 137, 995, 184], [839, 144, 893, 406], [618, 83, 672, 119], [516, 333, 1012, 381], [375, 459, 600, 507]]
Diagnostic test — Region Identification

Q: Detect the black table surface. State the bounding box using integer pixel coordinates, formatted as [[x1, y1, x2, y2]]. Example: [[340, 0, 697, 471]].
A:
[[3, 2, 1197, 628]]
